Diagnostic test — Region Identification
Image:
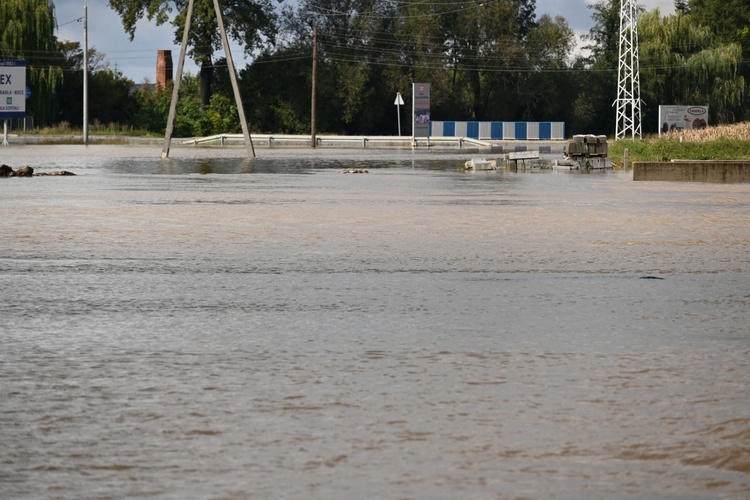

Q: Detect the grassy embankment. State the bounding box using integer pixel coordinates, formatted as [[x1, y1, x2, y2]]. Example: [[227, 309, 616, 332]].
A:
[[608, 122, 750, 167], [20, 122, 159, 144]]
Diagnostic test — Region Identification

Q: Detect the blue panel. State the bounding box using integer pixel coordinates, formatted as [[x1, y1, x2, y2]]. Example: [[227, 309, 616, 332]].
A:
[[444, 121, 456, 137], [467, 122, 479, 139], [490, 122, 503, 139], [539, 122, 552, 140], [515, 122, 527, 140]]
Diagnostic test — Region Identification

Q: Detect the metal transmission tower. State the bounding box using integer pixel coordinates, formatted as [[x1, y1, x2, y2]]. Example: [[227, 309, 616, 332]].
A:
[[615, 0, 642, 140]]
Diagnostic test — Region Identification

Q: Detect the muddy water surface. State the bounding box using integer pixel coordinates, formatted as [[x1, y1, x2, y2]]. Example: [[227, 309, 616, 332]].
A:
[[1, 145, 749, 499]]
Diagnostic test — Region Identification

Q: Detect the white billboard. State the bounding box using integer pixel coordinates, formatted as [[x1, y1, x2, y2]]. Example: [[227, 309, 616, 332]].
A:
[[0, 60, 26, 119], [658, 105, 708, 135]]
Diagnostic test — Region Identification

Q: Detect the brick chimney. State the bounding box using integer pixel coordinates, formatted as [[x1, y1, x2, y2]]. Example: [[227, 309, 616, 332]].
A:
[[156, 50, 173, 88]]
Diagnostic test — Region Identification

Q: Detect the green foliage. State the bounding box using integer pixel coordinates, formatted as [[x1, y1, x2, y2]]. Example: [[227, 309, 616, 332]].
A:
[[205, 93, 239, 133], [7, 0, 749, 139], [239, 46, 314, 133], [54, 41, 138, 127], [129, 83, 174, 133], [688, 0, 750, 44], [639, 8, 746, 129], [279, 0, 565, 134], [126, 74, 244, 137], [107, 0, 278, 106]]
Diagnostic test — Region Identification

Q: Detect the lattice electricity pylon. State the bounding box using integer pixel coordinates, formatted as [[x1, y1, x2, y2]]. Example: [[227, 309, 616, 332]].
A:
[[614, 0, 642, 140]]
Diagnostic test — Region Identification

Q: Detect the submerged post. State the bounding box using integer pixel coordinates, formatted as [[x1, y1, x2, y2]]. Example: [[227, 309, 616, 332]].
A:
[[311, 26, 317, 149], [212, 0, 254, 157], [83, 1, 89, 145], [162, 0, 195, 158]]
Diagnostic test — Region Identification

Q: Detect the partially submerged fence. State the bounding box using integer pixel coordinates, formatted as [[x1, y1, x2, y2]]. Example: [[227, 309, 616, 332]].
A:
[[431, 121, 565, 140]]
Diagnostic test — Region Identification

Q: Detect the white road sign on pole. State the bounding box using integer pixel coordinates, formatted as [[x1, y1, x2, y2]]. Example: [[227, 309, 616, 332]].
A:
[[394, 92, 404, 136]]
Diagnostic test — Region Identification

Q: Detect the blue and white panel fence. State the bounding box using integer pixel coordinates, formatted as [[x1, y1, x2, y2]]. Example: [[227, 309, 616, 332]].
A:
[[431, 121, 565, 140]]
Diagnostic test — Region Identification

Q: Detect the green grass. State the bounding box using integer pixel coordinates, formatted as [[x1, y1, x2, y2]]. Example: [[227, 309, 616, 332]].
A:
[[27, 121, 158, 138], [609, 137, 750, 165]]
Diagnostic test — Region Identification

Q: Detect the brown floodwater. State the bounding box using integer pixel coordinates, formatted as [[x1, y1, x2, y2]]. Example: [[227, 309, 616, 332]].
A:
[[1, 145, 749, 499]]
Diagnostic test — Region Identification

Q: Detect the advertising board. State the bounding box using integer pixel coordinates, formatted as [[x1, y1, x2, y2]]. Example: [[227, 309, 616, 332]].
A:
[[0, 60, 27, 119], [412, 82, 430, 138], [658, 105, 708, 134]]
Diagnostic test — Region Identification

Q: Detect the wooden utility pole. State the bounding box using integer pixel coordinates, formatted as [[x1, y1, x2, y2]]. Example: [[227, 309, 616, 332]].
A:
[[161, 0, 194, 158], [162, 0, 254, 158], [83, 1, 89, 145], [212, 0, 254, 157], [311, 26, 317, 148]]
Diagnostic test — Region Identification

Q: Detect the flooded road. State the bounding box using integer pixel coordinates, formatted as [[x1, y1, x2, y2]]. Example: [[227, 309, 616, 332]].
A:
[[1, 145, 749, 499]]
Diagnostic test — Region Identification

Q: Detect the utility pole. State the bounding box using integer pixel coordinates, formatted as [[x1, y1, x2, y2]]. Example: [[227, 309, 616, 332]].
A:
[[615, 0, 642, 140], [83, 1, 89, 145], [161, 0, 193, 158], [311, 26, 317, 149], [162, 0, 254, 158], [394, 92, 404, 136], [212, 0, 254, 157]]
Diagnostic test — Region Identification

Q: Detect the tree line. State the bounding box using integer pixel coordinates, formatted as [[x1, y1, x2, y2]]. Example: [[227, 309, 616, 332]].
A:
[[1, 0, 747, 137]]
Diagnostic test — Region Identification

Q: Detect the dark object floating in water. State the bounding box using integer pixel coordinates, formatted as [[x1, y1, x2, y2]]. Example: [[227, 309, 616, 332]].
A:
[[639, 276, 665, 280], [0, 164, 33, 177], [1, 164, 76, 177], [36, 170, 76, 176]]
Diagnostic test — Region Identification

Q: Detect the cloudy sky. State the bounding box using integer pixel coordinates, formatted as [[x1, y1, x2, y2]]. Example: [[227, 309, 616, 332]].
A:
[[53, 0, 677, 83]]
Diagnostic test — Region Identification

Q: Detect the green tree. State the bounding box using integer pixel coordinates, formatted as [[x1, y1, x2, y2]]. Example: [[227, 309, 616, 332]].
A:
[[240, 46, 316, 133], [688, 0, 750, 43], [130, 82, 174, 132], [129, 72, 242, 135], [0, 0, 64, 125], [55, 42, 136, 127], [107, 0, 278, 106], [639, 8, 745, 127], [380, 0, 544, 123], [674, 1, 690, 15], [282, 0, 403, 134], [517, 14, 576, 121], [688, 0, 750, 119]]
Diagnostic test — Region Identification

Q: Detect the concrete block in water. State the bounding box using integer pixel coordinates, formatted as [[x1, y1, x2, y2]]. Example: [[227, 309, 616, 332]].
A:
[[633, 161, 750, 183]]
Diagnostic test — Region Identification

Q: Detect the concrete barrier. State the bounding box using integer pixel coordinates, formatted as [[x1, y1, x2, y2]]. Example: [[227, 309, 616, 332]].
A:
[[633, 161, 750, 183]]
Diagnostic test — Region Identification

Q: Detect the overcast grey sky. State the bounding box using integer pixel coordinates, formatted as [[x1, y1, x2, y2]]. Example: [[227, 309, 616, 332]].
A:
[[53, 1, 678, 83]]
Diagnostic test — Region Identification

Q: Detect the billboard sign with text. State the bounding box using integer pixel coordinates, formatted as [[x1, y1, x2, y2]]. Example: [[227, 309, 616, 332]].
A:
[[412, 82, 430, 138], [0, 60, 26, 119], [658, 105, 708, 134]]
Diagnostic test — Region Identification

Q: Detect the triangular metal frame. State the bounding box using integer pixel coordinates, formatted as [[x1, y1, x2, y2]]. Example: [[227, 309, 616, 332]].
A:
[[162, 0, 254, 158], [615, 0, 642, 140]]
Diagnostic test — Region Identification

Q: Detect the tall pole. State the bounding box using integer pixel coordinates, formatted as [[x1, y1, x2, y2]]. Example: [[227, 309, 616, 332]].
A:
[[394, 92, 404, 136], [212, 0, 254, 157], [615, 0, 642, 140], [162, 0, 195, 158], [83, 1, 89, 145], [311, 26, 317, 148]]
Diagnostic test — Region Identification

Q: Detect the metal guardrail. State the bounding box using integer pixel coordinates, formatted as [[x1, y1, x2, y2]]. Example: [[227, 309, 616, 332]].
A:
[[182, 134, 493, 149]]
